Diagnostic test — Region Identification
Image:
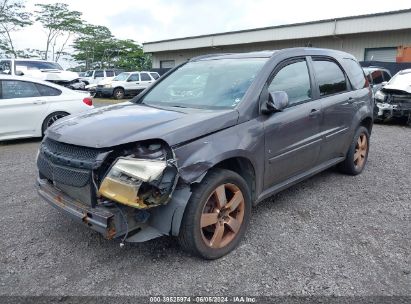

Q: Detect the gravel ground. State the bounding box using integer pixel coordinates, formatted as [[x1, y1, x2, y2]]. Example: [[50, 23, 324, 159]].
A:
[[0, 124, 410, 297]]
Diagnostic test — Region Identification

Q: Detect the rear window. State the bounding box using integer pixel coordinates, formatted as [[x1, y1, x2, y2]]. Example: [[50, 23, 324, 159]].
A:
[[312, 59, 347, 96], [343, 58, 367, 90]]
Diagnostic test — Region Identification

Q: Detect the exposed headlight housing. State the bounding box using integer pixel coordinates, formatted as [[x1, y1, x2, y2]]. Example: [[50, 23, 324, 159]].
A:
[[99, 157, 177, 209], [375, 90, 386, 101]]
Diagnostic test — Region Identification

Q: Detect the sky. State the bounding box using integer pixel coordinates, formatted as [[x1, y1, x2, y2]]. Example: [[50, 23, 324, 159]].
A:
[[12, 0, 411, 54]]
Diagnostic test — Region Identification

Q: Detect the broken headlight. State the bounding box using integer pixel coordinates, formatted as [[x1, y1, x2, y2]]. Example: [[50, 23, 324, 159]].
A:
[[99, 157, 177, 209], [375, 90, 386, 102]]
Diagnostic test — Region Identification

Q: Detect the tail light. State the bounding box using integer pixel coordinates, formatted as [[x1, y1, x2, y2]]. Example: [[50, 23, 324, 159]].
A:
[[83, 97, 93, 106]]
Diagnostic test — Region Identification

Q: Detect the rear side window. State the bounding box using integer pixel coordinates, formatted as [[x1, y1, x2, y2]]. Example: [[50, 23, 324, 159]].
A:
[[94, 70, 104, 77], [1, 80, 40, 99], [312, 59, 347, 96], [140, 73, 151, 81], [150, 72, 159, 80], [105, 70, 114, 77], [268, 60, 312, 105], [35, 84, 61, 96], [343, 58, 367, 90], [382, 71, 391, 81], [371, 70, 383, 84], [0, 60, 12, 74]]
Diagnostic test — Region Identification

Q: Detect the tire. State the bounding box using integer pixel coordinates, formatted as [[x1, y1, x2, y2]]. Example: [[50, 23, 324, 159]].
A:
[[42, 111, 69, 135], [113, 88, 125, 100], [178, 168, 252, 259], [338, 126, 370, 175]]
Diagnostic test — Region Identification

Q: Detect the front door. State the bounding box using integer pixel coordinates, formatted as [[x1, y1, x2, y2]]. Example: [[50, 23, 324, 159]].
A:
[[263, 58, 322, 189], [0, 80, 48, 139]]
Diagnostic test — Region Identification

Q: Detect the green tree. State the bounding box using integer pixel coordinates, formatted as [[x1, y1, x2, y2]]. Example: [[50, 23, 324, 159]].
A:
[[112, 39, 152, 71], [35, 3, 83, 61], [73, 26, 151, 71], [0, 0, 32, 57]]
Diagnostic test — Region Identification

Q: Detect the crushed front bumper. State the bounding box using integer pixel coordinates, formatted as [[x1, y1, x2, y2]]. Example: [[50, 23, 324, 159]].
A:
[[36, 178, 126, 239]]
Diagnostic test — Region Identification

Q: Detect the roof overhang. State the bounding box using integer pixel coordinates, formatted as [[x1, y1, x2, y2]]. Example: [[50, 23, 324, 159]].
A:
[[143, 9, 411, 53]]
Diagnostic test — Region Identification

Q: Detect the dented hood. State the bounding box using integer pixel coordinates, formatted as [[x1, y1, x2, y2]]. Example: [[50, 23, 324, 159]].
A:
[[47, 102, 239, 148]]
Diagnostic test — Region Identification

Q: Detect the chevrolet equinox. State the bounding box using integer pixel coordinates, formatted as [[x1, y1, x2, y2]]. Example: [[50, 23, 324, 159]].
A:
[[37, 48, 373, 259]]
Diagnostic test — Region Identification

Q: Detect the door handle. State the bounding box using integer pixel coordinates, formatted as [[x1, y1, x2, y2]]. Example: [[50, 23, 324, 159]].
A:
[[309, 108, 320, 118], [148, 82, 152, 83], [33, 100, 46, 105], [135, 82, 140, 84]]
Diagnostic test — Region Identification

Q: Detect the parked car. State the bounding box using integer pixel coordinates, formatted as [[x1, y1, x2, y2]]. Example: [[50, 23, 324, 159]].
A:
[[374, 69, 411, 124], [96, 71, 160, 99], [0, 59, 83, 89], [36, 48, 373, 259], [362, 66, 392, 94], [0, 75, 94, 141], [79, 69, 123, 86]]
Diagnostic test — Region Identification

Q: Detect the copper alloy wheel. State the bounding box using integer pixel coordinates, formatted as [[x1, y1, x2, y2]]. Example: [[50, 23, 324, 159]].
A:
[[354, 133, 368, 169], [200, 183, 245, 249]]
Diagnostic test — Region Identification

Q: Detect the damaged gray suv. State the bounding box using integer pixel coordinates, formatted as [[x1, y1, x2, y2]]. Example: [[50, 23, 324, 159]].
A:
[[36, 48, 373, 259]]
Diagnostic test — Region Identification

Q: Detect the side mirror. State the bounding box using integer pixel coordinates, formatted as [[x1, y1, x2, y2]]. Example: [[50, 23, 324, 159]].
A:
[[15, 70, 24, 76], [262, 91, 289, 114], [381, 81, 388, 87]]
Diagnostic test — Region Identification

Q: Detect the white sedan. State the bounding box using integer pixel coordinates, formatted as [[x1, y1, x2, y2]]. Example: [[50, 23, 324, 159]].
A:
[[0, 75, 94, 141]]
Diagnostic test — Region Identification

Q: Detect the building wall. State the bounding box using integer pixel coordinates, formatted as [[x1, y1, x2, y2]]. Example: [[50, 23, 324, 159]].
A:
[[150, 30, 411, 68]]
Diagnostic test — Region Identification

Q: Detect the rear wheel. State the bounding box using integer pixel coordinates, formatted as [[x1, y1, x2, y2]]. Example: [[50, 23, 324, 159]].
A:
[[178, 169, 251, 259], [42, 111, 69, 135], [338, 126, 370, 175], [113, 88, 125, 100]]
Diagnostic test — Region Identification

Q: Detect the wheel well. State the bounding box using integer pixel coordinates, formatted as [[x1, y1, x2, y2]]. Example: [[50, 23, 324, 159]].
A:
[[214, 157, 256, 201], [42, 111, 70, 135], [360, 116, 373, 134]]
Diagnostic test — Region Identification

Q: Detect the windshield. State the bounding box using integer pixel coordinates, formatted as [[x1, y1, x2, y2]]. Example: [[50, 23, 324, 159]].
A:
[[140, 58, 267, 109], [113, 72, 130, 81], [15, 60, 63, 71]]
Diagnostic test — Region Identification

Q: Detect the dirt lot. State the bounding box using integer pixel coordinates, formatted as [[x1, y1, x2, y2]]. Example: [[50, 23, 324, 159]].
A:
[[0, 123, 410, 297]]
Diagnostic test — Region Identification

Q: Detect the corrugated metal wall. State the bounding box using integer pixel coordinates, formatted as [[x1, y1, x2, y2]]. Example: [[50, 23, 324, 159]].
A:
[[151, 30, 411, 68]]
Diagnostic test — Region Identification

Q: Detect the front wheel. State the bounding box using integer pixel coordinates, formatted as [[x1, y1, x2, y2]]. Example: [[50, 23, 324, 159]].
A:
[[113, 88, 125, 100], [178, 169, 251, 259], [42, 112, 69, 135], [338, 126, 370, 175]]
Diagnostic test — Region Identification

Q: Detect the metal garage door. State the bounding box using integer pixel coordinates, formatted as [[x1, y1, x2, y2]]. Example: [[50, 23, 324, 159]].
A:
[[365, 48, 397, 62]]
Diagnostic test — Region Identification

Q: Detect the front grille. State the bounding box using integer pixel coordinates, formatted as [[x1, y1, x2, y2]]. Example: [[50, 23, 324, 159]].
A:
[[42, 138, 101, 164], [37, 138, 104, 205], [97, 85, 104, 88]]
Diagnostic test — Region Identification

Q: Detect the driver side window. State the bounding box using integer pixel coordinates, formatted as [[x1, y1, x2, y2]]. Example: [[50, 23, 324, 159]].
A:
[[268, 60, 312, 106]]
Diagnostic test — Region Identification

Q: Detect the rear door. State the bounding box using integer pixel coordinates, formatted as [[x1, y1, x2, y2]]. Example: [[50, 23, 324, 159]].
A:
[[313, 57, 364, 163], [263, 57, 322, 188], [93, 70, 104, 84], [139, 72, 153, 89], [0, 80, 48, 139]]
